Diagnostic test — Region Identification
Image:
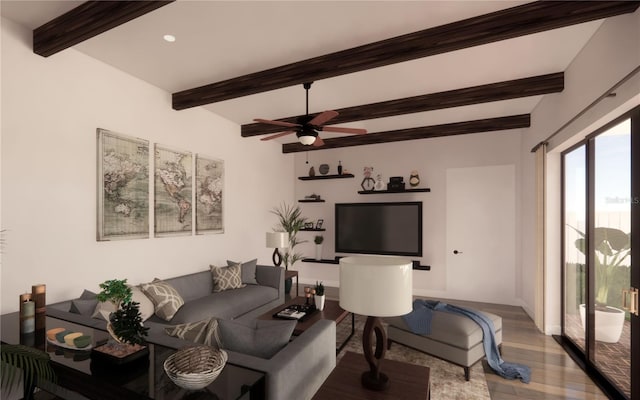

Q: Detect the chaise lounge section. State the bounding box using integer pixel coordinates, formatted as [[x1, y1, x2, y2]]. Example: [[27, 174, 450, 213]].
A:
[[385, 307, 502, 381]]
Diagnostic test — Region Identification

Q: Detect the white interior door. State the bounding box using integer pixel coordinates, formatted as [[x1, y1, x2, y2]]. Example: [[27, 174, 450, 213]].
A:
[[446, 165, 516, 304]]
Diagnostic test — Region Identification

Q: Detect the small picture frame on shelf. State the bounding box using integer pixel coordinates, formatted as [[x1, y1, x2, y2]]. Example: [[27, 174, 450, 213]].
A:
[[304, 222, 315, 229], [316, 219, 324, 229]]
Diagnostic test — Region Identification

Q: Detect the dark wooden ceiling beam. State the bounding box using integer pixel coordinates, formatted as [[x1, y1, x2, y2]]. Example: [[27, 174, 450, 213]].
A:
[[281, 115, 530, 153], [173, 1, 638, 109], [242, 72, 562, 137], [33, 1, 174, 57]]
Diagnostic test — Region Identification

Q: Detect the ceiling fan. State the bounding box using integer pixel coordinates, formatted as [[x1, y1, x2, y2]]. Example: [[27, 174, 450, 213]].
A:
[[255, 82, 367, 146]]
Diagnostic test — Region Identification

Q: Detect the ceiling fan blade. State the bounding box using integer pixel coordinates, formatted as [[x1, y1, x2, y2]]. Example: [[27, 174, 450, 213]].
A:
[[254, 118, 300, 128], [321, 126, 367, 134], [309, 110, 338, 126], [313, 136, 325, 147], [260, 131, 297, 141]]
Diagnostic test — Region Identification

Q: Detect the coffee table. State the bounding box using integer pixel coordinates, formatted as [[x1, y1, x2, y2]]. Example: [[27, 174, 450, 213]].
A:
[[1, 312, 265, 400], [312, 351, 431, 399], [259, 297, 354, 353]]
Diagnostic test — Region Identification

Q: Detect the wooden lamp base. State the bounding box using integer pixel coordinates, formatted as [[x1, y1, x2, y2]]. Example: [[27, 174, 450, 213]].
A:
[[361, 315, 389, 391]]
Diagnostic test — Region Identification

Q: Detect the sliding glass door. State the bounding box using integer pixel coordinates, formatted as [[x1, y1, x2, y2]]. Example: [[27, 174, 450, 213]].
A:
[[561, 107, 638, 400]]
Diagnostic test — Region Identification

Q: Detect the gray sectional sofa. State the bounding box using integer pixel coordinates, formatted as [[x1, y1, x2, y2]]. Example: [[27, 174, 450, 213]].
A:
[[47, 264, 336, 400]]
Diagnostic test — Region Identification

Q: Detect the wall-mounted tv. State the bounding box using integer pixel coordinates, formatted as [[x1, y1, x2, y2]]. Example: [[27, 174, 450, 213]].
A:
[[335, 202, 422, 257]]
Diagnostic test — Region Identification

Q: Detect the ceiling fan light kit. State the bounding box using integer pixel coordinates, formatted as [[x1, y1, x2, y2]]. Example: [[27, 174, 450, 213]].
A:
[[255, 82, 367, 146]]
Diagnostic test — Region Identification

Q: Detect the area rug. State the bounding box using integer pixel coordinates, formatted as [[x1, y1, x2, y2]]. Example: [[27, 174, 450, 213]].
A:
[[336, 314, 491, 400]]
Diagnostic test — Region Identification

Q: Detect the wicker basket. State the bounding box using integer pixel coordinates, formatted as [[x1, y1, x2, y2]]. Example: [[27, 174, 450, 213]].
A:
[[164, 346, 228, 390]]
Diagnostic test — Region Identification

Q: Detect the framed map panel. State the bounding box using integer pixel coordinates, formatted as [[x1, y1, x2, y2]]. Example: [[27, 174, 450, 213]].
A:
[[97, 129, 149, 241], [195, 155, 224, 234], [154, 144, 192, 237]]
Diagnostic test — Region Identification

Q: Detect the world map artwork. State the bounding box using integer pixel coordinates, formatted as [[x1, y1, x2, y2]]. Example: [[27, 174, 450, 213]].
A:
[[98, 129, 149, 240], [154, 146, 192, 236], [195, 155, 224, 234]]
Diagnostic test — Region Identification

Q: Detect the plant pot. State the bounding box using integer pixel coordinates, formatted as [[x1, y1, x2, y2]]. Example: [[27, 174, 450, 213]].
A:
[[579, 304, 625, 343], [284, 277, 292, 295], [315, 295, 326, 311], [315, 244, 323, 260]]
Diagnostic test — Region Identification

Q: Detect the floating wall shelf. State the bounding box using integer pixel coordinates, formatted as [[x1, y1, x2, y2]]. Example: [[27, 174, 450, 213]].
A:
[[300, 228, 326, 232], [302, 258, 430, 270], [298, 199, 326, 203], [299, 173, 354, 180], [358, 188, 431, 194]]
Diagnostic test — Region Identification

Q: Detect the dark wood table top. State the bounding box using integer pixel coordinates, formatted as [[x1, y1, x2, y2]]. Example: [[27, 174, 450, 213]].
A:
[[259, 296, 349, 336], [312, 351, 431, 400]]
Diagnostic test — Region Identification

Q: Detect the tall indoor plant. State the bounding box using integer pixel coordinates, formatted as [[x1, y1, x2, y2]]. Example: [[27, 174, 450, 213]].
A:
[[271, 203, 307, 294], [571, 226, 630, 342]]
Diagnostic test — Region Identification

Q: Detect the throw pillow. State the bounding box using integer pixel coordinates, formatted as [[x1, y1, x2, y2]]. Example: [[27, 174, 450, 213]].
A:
[[91, 301, 116, 320], [70, 299, 98, 316], [70, 290, 98, 315], [227, 259, 258, 285], [140, 279, 185, 321], [218, 319, 296, 359], [79, 289, 97, 300], [129, 285, 155, 321], [164, 317, 221, 348], [210, 264, 246, 292]]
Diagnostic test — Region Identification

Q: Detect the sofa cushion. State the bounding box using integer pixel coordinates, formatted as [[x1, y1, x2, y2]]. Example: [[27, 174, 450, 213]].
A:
[[228, 259, 258, 285], [166, 284, 278, 324], [164, 317, 221, 348], [218, 319, 296, 359], [140, 280, 185, 321], [130, 285, 155, 321], [211, 264, 245, 292], [386, 309, 503, 350], [163, 271, 213, 303], [70, 299, 98, 316]]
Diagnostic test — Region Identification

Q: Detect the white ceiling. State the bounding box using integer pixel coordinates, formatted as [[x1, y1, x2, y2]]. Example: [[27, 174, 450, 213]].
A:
[[1, 1, 605, 144]]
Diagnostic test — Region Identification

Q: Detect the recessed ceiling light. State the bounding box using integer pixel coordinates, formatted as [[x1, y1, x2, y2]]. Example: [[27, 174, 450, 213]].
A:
[[163, 34, 176, 43]]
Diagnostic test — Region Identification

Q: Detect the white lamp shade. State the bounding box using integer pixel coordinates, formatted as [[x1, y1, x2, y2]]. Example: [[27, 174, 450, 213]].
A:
[[266, 232, 288, 248], [298, 135, 316, 145], [339, 256, 413, 317]]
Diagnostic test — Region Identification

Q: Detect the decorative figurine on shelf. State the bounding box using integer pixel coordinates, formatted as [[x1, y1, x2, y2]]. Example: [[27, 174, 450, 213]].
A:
[[374, 174, 385, 191], [361, 166, 375, 191], [409, 170, 420, 187], [338, 161, 343, 175], [308, 166, 315, 177]]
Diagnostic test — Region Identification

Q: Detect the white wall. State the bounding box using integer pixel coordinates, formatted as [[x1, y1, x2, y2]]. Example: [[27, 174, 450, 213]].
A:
[[520, 11, 640, 333], [293, 129, 523, 305], [0, 18, 295, 314]]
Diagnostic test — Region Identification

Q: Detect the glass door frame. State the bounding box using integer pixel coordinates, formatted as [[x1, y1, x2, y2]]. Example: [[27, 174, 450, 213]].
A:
[[558, 105, 639, 400]]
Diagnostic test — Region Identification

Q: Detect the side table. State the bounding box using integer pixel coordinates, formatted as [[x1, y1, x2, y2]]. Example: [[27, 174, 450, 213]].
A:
[[284, 270, 299, 297], [313, 351, 430, 399]]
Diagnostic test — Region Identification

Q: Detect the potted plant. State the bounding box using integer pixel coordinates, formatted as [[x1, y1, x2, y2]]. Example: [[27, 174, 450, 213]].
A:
[[94, 279, 149, 359], [571, 226, 630, 343], [314, 281, 326, 311], [271, 203, 307, 294], [314, 235, 324, 260]]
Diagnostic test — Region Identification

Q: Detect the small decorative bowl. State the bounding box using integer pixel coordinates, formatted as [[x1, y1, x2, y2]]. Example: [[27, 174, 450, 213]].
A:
[[164, 346, 227, 390]]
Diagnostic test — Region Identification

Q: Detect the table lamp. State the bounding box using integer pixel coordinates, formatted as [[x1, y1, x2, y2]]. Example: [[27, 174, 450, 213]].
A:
[[339, 255, 412, 391], [266, 232, 288, 267]]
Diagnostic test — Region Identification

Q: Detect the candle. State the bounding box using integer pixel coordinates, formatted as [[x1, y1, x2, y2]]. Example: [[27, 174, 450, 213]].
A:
[[20, 298, 35, 334], [32, 284, 46, 330]]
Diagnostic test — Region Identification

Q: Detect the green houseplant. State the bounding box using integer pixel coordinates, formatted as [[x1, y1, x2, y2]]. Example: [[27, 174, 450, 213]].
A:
[[1, 344, 55, 397], [314, 235, 324, 260], [570, 226, 630, 343], [271, 204, 307, 294], [96, 279, 149, 346], [314, 281, 326, 311]]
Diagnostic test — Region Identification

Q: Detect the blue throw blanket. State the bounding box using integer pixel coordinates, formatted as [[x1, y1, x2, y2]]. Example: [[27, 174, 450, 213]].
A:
[[402, 299, 531, 383]]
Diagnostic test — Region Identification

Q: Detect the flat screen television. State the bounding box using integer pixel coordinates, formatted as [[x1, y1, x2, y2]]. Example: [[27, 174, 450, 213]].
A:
[[335, 202, 422, 257]]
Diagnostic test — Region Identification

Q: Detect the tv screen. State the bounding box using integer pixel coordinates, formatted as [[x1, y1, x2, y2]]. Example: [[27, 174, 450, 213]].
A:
[[335, 202, 422, 257]]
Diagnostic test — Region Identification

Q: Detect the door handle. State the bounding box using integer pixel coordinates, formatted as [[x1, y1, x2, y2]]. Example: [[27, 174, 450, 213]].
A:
[[622, 287, 639, 317], [453, 250, 463, 255]]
